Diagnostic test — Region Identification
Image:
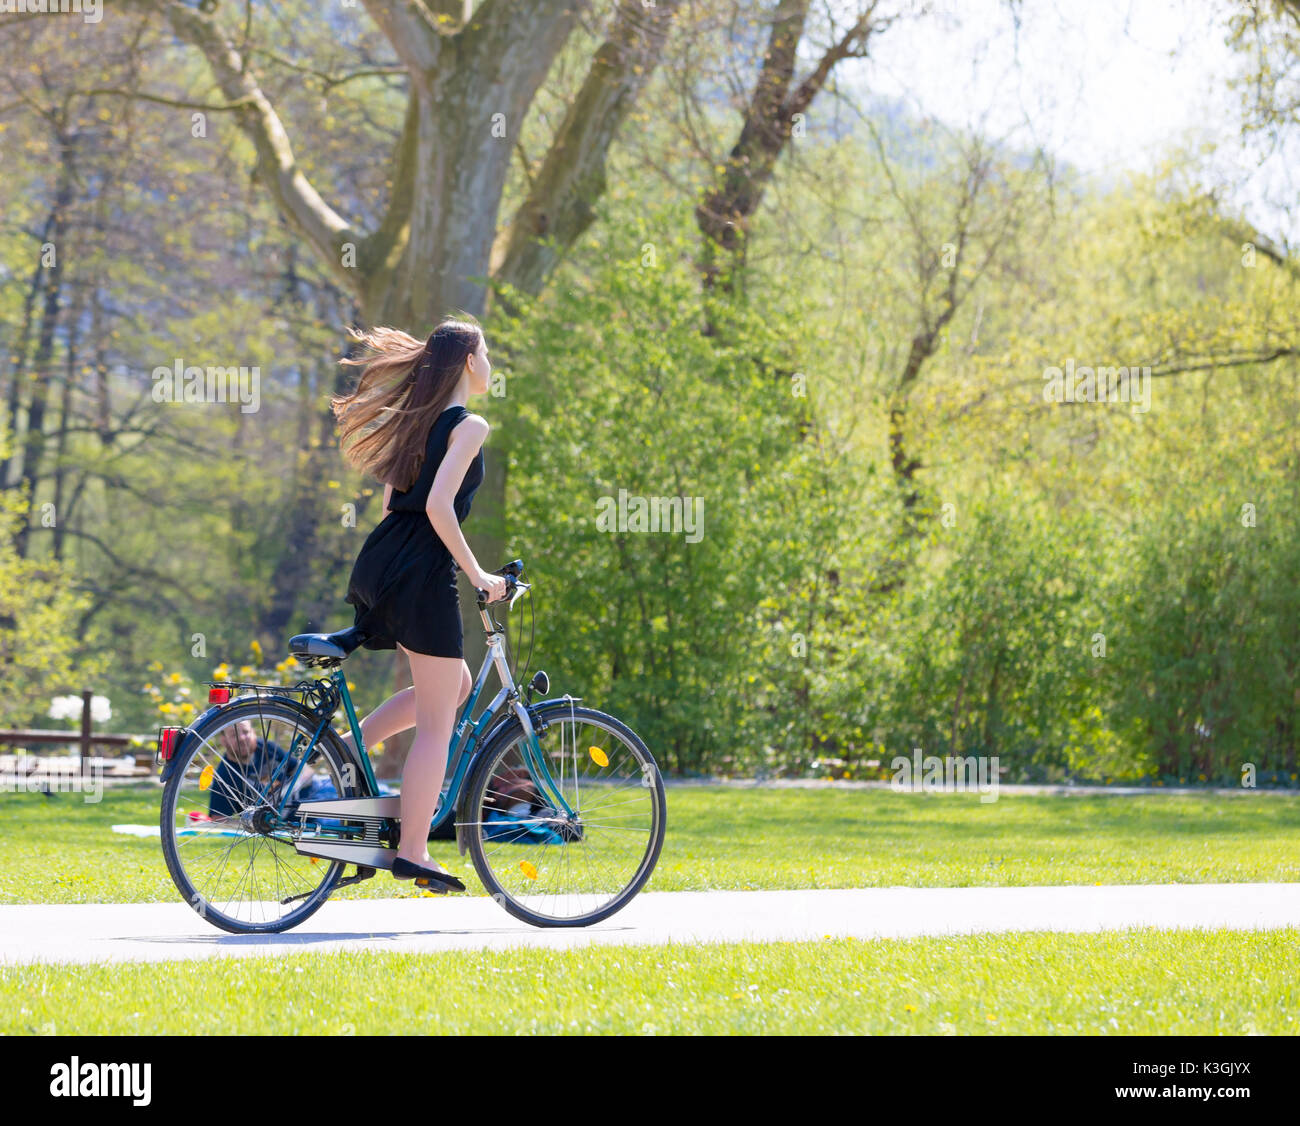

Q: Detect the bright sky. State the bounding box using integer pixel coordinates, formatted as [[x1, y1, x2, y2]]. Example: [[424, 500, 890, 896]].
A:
[[834, 0, 1296, 245]]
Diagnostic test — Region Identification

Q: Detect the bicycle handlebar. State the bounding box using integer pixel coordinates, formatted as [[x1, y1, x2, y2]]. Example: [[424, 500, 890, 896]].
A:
[[474, 558, 527, 606]]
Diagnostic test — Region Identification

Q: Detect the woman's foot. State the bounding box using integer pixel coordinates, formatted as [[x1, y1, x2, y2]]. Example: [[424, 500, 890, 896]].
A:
[[391, 855, 465, 891], [394, 850, 453, 875]]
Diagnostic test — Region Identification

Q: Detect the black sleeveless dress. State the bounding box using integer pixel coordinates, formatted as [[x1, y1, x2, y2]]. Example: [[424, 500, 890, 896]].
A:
[[345, 404, 485, 658]]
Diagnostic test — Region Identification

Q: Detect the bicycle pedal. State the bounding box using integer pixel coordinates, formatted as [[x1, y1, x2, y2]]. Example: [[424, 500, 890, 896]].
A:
[[414, 877, 452, 894]]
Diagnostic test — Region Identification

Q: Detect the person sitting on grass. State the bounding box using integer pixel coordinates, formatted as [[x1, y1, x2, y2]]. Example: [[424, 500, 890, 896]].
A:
[[206, 719, 330, 820]]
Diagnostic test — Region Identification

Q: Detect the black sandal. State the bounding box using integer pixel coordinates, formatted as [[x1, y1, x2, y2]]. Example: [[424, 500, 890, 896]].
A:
[[391, 856, 466, 893]]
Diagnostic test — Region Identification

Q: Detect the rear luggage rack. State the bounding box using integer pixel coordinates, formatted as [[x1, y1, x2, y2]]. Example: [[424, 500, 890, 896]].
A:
[[202, 678, 341, 722]]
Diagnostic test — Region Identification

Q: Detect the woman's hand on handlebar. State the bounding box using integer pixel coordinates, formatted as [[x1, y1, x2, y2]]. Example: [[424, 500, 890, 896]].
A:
[[473, 569, 509, 603]]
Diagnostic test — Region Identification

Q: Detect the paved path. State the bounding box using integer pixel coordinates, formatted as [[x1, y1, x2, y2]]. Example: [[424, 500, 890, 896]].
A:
[[2, 883, 1299, 967]]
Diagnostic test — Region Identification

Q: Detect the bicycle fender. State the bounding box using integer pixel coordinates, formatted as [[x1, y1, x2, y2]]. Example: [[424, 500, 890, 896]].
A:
[[158, 701, 228, 786]]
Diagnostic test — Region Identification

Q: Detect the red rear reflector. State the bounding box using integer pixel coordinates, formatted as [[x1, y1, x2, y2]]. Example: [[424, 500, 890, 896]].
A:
[[208, 687, 231, 705], [158, 727, 182, 761]]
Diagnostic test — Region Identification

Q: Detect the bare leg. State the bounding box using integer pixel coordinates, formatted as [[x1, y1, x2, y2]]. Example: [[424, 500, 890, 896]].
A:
[[393, 646, 472, 868], [339, 661, 471, 757], [338, 684, 417, 758]]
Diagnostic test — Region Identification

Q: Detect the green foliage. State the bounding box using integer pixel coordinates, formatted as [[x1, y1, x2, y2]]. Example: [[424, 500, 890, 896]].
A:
[[1104, 471, 1300, 784], [476, 169, 1300, 781], [0, 431, 106, 727], [5, 10, 1300, 781], [491, 203, 893, 774], [869, 490, 1115, 778]]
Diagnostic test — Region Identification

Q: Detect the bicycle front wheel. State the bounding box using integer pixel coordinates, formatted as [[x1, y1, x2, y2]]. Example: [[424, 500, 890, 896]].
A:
[[461, 704, 666, 927]]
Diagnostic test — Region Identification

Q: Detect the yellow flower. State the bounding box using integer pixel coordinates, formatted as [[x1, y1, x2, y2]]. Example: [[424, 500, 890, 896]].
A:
[[904, 1004, 917, 1013], [250, 639, 263, 659], [168, 672, 182, 685]]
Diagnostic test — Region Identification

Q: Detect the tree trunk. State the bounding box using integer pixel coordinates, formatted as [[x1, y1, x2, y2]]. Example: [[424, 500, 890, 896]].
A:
[[14, 144, 73, 557], [0, 240, 48, 490], [120, 0, 688, 777], [51, 284, 83, 561], [693, 2, 879, 293]]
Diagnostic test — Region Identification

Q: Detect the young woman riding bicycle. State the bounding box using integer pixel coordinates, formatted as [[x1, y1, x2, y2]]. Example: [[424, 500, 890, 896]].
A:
[[330, 318, 508, 891]]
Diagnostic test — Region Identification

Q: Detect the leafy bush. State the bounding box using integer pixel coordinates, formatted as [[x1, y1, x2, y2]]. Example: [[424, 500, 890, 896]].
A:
[[490, 206, 891, 775]]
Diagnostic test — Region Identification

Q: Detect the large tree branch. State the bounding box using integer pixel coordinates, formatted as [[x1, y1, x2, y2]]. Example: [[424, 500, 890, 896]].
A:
[[784, 5, 884, 121], [358, 0, 445, 79], [125, 0, 364, 294], [695, 2, 884, 285], [1215, 213, 1298, 278], [495, 0, 682, 297], [886, 142, 1037, 510], [458, 0, 591, 118], [700, 0, 808, 246], [362, 93, 421, 283]]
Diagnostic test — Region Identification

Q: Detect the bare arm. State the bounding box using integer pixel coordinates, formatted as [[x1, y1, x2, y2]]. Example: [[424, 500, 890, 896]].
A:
[[382, 481, 393, 516], [425, 414, 490, 577]]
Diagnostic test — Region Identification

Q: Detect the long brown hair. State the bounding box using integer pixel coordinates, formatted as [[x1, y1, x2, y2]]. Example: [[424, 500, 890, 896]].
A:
[[331, 317, 483, 491]]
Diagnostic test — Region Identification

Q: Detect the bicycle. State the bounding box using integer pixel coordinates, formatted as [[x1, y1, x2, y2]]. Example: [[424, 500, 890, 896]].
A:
[[155, 559, 666, 934]]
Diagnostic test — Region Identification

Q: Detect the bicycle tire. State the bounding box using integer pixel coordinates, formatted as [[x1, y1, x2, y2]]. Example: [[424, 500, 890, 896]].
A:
[[159, 696, 355, 934], [461, 703, 666, 928]]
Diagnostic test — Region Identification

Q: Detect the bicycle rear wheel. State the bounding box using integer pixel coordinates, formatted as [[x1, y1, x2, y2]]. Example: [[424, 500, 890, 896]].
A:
[[461, 704, 666, 927], [159, 696, 354, 934]]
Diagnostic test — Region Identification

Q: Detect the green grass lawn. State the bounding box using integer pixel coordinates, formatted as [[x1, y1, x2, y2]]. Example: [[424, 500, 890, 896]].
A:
[[2, 783, 1297, 906], [4, 927, 1297, 1035], [5, 784, 1299, 1035]]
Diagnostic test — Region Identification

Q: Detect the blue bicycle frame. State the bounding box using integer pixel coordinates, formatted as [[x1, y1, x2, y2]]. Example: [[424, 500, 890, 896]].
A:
[[251, 598, 575, 832]]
